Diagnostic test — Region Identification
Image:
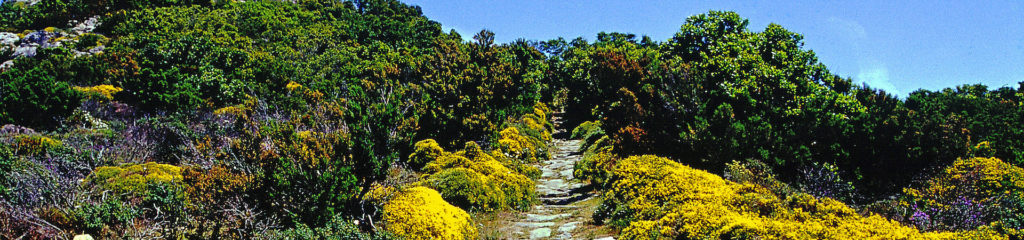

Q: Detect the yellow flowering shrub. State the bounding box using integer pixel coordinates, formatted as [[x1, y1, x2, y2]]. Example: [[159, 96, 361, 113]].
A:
[[409, 139, 445, 167], [13, 134, 63, 155], [213, 104, 245, 116], [73, 85, 123, 101], [284, 81, 324, 100], [494, 102, 553, 164], [908, 157, 1024, 201], [383, 187, 478, 240], [417, 141, 537, 211], [899, 157, 1024, 235], [87, 162, 183, 196], [574, 135, 616, 186], [497, 127, 544, 163], [599, 155, 1001, 240], [182, 165, 252, 210], [571, 120, 604, 142]]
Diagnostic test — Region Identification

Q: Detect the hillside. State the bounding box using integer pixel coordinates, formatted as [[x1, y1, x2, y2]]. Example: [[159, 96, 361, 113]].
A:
[[1, 0, 1022, 239]]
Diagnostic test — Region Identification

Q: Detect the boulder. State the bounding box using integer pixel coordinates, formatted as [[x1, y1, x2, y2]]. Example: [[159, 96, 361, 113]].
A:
[[12, 46, 36, 58], [0, 32, 18, 46], [72, 16, 101, 34], [22, 31, 54, 46]]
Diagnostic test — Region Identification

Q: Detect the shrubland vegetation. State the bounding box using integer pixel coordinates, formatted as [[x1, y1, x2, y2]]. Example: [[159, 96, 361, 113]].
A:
[[562, 11, 1024, 239], [0, 0, 1021, 239]]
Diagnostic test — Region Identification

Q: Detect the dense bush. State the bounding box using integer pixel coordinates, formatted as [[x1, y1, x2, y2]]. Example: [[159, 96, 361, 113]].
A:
[[596, 155, 1008, 239], [382, 186, 477, 240], [262, 214, 396, 240], [0, 143, 12, 196], [495, 103, 554, 164], [548, 11, 994, 201], [0, 54, 85, 128], [85, 162, 183, 196], [573, 135, 616, 187], [415, 31, 547, 148], [417, 141, 536, 211], [898, 157, 1023, 236], [0, 0, 211, 30]]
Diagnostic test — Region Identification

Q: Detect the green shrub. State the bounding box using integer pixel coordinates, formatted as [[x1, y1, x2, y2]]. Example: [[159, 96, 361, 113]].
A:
[[261, 214, 395, 240], [573, 135, 616, 186], [423, 167, 506, 210], [0, 144, 12, 197], [571, 120, 603, 140], [409, 139, 444, 168], [85, 162, 184, 197], [418, 141, 536, 211], [0, 59, 83, 128], [74, 33, 108, 51], [73, 197, 139, 235]]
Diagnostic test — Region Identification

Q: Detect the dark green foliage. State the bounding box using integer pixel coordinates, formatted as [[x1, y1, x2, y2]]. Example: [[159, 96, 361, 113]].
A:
[[74, 197, 139, 235], [0, 48, 91, 128], [415, 30, 546, 147], [552, 11, 1017, 200], [266, 214, 396, 240], [0, 144, 12, 197], [0, 0, 210, 30], [905, 84, 1024, 166], [73, 33, 107, 51]]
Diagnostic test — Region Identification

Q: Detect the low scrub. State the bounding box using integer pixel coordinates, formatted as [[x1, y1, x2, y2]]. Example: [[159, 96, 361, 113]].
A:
[[596, 155, 1010, 239], [416, 141, 536, 211], [382, 186, 477, 240]]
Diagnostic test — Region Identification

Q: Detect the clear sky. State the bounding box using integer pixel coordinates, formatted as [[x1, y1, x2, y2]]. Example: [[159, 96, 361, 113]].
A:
[[402, 0, 1024, 96]]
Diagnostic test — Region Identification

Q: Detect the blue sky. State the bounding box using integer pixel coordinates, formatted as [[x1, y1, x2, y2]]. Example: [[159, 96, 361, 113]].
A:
[[402, 0, 1024, 96]]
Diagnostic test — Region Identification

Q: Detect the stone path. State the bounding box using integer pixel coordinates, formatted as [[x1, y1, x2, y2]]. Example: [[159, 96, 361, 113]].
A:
[[495, 113, 613, 240]]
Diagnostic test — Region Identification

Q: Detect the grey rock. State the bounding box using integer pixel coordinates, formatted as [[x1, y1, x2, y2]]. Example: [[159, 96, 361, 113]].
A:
[[14, 0, 41, 5], [529, 228, 552, 239], [72, 16, 100, 34], [526, 213, 570, 222], [560, 169, 574, 178], [0, 32, 18, 45], [517, 222, 555, 228], [541, 169, 557, 178], [558, 222, 579, 233], [22, 31, 54, 45], [13, 46, 36, 58], [0, 60, 13, 70], [594, 237, 615, 240], [89, 45, 105, 54]]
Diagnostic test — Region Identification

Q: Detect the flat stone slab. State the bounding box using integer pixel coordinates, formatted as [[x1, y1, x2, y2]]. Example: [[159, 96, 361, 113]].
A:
[[526, 213, 571, 222], [530, 228, 552, 239], [518, 222, 555, 228], [560, 169, 574, 178], [559, 222, 580, 233]]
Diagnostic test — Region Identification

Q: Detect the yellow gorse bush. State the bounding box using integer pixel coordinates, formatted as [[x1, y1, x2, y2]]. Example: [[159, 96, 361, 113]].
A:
[[13, 134, 62, 155], [909, 157, 1024, 200], [602, 155, 1005, 240], [87, 162, 183, 196], [494, 102, 553, 164], [409, 139, 444, 167], [415, 141, 537, 211], [899, 157, 1024, 236], [383, 186, 478, 240], [73, 85, 123, 101]]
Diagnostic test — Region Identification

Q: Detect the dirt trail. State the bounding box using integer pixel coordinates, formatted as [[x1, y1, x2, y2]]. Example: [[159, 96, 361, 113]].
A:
[[492, 114, 615, 240]]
